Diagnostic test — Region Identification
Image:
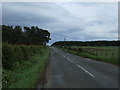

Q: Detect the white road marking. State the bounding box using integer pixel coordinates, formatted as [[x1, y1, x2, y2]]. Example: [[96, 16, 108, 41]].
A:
[[67, 58, 70, 61], [67, 58, 73, 63], [70, 60, 73, 63], [56, 49, 95, 78], [77, 65, 95, 78], [63, 56, 66, 58], [54, 48, 95, 78], [86, 58, 91, 60]]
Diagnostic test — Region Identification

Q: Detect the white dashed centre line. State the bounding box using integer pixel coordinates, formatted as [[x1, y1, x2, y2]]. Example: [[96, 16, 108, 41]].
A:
[[67, 58, 73, 63], [77, 65, 95, 78], [58, 51, 95, 78]]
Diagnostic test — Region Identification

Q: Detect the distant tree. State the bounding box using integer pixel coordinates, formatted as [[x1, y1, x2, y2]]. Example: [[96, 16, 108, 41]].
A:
[[51, 41, 120, 46]]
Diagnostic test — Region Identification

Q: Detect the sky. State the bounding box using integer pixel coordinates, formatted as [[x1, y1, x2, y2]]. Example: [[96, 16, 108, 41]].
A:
[[2, 2, 118, 45]]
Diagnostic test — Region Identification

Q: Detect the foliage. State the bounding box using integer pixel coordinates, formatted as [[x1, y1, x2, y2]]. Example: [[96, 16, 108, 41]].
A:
[[2, 44, 49, 88], [2, 44, 23, 69], [2, 44, 43, 70], [52, 41, 120, 46], [2, 24, 51, 88], [2, 25, 51, 45]]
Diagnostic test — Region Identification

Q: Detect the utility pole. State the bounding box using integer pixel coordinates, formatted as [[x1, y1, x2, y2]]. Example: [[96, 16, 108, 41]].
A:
[[64, 37, 66, 41], [64, 37, 66, 48]]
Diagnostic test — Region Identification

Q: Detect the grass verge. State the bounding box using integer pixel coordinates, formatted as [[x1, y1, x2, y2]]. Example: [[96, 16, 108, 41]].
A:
[[2, 46, 49, 88], [58, 47, 119, 65], [0, 68, 2, 90]]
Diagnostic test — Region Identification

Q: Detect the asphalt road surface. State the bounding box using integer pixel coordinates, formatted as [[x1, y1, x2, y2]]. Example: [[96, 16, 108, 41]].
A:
[[43, 47, 119, 88]]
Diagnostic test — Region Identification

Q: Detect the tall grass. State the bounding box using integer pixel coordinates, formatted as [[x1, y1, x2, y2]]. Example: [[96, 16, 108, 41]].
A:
[[2, 44, 49, 88]]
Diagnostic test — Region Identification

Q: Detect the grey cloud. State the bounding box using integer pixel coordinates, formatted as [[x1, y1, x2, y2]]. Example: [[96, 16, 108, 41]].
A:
[[2, 2, 118, 44]]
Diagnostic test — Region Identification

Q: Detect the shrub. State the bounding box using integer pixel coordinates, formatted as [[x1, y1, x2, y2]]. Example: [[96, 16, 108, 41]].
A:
[[2, 44, 49, 88], [2, 44, 15, 69], [20, 46, 32, 60], [2, 44, 44, 70]]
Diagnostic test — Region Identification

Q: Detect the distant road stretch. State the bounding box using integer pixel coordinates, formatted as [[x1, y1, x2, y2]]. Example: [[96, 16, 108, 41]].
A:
[[43, 47, 119, 88]]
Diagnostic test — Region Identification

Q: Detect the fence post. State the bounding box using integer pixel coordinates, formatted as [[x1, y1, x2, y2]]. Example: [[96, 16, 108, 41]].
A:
[[112, 52, 114, 58], [96, 51, 97, 56], [101, 51, 102, 56], [106, 52, 107, 57], [93, 51, 95, 55], [91, 50, 93, 55], [90, 50, 92, 55]]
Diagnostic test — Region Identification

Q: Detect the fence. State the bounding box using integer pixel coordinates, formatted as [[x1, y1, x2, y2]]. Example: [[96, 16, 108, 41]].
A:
[[63, 47, 117, 59]]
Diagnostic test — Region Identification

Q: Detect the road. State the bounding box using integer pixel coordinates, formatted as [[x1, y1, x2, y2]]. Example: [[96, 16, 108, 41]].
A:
[[43, 47, 119, 88]]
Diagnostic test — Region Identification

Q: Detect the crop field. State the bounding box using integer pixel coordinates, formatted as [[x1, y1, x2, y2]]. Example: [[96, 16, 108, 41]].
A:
[[60, 46, 119, 65]]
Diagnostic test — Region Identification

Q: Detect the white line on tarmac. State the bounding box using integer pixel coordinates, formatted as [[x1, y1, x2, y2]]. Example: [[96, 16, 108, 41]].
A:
[[67, 58, 73, 63], [56, 48, 95, 78], [77, 65, 95, 78], [63, 56, 65, 58], [86, 58, 91, 60], [58, 50, 95, 78]]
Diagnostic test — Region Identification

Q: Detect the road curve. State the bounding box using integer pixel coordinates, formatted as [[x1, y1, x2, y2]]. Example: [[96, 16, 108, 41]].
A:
[[43, 47, 119, 88]]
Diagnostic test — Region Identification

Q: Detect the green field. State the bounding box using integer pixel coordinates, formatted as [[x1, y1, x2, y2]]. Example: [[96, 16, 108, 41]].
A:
[[59, 46, 119, 65]]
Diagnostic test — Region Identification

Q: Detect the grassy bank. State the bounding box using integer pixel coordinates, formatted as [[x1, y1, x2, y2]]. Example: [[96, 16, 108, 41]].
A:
[[2, 44, 49, 88], [58, 46, 119, 65], [0, 68, 1, 90]]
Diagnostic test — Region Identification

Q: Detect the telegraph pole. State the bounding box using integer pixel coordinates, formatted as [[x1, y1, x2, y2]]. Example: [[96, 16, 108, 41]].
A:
[[64, 37, 66, 48], [64, 37, 66, 41]]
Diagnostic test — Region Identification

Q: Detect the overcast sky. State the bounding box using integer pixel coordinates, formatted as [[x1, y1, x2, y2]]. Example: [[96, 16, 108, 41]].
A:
[[2, 2, 118, 45]]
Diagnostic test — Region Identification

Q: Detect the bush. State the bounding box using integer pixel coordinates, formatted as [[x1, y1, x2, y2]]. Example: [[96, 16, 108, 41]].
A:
[[2, 44, 43, 70], [2, 44, 49, 88], [2, 44, 16, 69], [20, 46, 32, 60], [78, 48, 83, 52], [2, 69, 16, 88], [30, 45, 40, 54], [2, 44, 25, 69]]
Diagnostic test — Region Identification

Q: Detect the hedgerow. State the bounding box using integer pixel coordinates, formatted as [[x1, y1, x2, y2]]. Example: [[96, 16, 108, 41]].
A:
[[2, 44, 43, 70], [2, 44, 49, 88]]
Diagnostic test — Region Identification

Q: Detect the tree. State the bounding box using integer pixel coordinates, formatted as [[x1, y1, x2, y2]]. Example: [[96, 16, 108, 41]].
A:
[[2, 25, 51, 45]]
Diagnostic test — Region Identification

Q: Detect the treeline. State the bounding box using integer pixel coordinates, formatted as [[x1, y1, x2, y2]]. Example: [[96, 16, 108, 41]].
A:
[[52, 41, 120, 46], [2, 25, 51, 45]]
